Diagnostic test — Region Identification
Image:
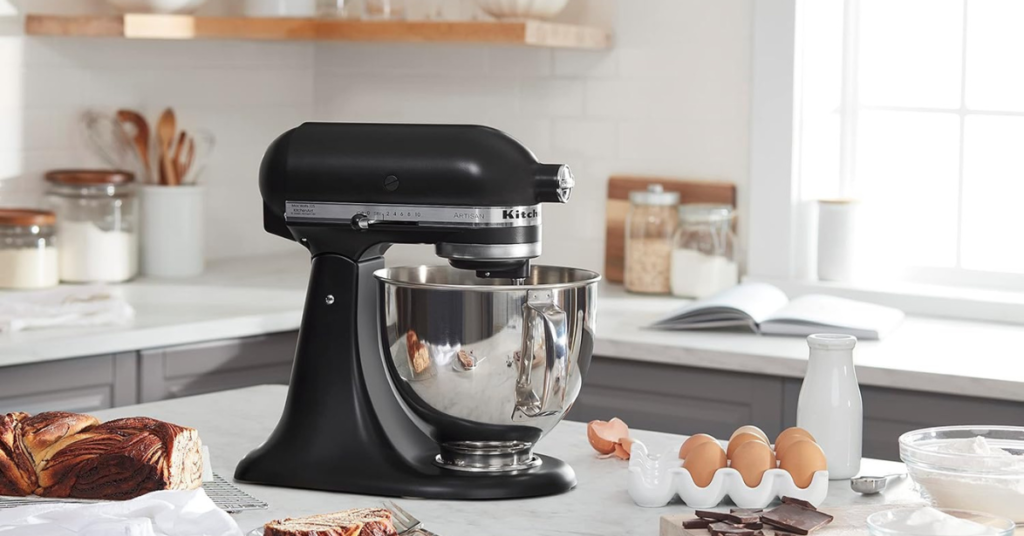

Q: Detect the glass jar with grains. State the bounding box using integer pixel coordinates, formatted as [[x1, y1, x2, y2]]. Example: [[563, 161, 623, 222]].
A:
[[624, 184, 679, 294]]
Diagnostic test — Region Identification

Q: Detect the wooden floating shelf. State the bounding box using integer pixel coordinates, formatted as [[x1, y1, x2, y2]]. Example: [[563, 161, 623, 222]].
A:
[[24, 14, 611, 49]]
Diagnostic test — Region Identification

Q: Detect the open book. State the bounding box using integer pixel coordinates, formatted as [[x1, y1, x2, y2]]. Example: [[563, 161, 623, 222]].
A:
[[650, 283, 905, 340]]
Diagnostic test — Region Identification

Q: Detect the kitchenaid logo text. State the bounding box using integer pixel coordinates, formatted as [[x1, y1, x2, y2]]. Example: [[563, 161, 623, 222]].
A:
[[502, 208, 538, 220]]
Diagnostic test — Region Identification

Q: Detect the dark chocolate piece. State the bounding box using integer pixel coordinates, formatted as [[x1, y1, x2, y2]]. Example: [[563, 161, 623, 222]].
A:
[[709, 522, 757, 536], [682, 518, 711, 529], [741, 522, 764, 530], [696, 510, 731, 521], [761, 504, 833, 535], [780, 496, 817, 511], [731, 508, 763, 515], [695, 510, 758, 524]]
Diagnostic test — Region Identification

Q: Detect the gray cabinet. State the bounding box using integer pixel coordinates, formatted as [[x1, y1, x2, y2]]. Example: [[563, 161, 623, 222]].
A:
[[0, 353, 137, 414], [784, 379, 1024, 460], [568, 357, 787, 441], [572, 357, 1024, 462], [139, 331, 296, 402]]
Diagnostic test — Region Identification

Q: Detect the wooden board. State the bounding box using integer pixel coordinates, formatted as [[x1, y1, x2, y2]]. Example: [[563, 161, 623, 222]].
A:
[[604, 176, 736, 283], [660, 504, 921, 536], [24, 14, 611, 49]]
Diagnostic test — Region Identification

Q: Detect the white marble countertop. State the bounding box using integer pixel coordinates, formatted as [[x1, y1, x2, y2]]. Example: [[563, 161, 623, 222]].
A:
[[92, 385, 920, 536], [3, 253, 1024, 402], [0, 255, 310, 368]]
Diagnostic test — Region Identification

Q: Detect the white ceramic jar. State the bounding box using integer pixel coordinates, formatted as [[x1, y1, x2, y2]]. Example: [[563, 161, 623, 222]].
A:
[[796, 334, 863, 480]]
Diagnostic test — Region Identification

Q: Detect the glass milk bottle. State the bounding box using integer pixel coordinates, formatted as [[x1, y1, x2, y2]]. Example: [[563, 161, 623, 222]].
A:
[[797, 334, 863, 479]]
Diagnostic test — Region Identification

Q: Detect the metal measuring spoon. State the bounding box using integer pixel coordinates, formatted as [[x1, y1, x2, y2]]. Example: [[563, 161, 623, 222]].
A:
[[851, 473, 906, 494]]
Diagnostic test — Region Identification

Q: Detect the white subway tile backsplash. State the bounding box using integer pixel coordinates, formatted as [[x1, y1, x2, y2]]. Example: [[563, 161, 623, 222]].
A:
[[315, 43, 488, 75], [519, 79, 585, 117], [552, 49, 617, 77], [551, 118, 617, 160], [0, 0, 751, 268], [487, 47, 552, 76]]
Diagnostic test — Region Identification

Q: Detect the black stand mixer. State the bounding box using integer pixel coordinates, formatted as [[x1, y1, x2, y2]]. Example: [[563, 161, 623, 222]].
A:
[[235, 123, 599, 499]]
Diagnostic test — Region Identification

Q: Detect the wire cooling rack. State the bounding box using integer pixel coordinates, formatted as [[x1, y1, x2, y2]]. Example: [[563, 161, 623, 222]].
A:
[[0, 473, 268, 513]]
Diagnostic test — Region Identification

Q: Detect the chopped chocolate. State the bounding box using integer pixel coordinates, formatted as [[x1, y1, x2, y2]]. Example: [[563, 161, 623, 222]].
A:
[[780, 496, 817, 510], [741, 522, 764, 530], [695, 510, 759, 524], [731, 508, 763, 515], [761, 504, 834, 535], [682, 518, 711, 529], [708, 522, 757, 536]]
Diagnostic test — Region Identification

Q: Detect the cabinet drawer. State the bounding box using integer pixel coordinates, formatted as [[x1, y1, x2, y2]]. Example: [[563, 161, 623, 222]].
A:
[[0, 353, 137, 414], [140, 331, 297, 402], [568, 357, 786, 440]]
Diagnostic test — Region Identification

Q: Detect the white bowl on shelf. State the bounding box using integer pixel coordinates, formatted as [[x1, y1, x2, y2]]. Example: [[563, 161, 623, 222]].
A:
[[476, 0, 569, 20], [104, 0, 208, 14]]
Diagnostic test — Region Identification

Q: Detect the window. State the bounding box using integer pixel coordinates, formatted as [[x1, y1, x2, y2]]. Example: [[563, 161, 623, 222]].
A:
[[794, 0, 1024, 290]]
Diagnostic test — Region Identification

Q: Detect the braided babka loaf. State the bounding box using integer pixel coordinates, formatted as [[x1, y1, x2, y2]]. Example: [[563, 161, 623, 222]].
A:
[[0, 412, 202, 500]]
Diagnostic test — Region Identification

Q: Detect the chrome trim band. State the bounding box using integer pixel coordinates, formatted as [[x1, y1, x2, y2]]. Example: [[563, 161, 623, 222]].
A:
[[284, 201, 541, 227], [435, 242, 541, 261]]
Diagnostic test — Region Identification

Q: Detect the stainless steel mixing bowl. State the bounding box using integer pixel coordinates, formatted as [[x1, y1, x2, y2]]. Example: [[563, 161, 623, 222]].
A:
[[376, 265, 599, 472]]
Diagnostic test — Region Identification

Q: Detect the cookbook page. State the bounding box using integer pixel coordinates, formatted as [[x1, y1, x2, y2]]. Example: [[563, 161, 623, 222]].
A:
[[761, 294, 905, 339], [650, 282, 790, 327]]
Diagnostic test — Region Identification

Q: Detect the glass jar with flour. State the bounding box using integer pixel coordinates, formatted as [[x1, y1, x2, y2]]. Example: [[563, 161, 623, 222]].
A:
[[45, 170, 138, 283], [670, 204, 738, 298], [0, 209, 59, 289]]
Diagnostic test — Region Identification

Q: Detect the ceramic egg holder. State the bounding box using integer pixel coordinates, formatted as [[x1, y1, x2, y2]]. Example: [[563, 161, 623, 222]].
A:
[[627, 440, 829, 509]]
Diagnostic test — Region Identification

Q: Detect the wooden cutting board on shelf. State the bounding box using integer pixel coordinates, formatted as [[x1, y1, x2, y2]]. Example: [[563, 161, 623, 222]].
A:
[[605, 176, 736, 283]]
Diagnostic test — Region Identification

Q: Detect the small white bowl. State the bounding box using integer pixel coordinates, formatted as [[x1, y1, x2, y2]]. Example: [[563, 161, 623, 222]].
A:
[[104, 0, 208, 14], [867, 508, 1015, 536], [476, 0, 569, 20]]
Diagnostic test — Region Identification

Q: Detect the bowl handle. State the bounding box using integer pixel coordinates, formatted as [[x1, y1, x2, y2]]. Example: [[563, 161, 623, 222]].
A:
[[514, 300, 570, 419]]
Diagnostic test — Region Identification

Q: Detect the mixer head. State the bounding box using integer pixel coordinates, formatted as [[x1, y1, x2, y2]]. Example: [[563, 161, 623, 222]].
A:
[[258, 123, 574, 278]]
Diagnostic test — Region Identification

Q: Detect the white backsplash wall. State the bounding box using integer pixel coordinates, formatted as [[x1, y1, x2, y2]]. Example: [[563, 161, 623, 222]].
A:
[[314, 0, 752, 272], [0, 0, 751, 268]]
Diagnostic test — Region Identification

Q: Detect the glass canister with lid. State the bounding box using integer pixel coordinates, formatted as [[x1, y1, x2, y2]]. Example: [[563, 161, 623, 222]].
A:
[[0, 209, 60, 289], [45, 169, 139, 283], [670, 204, 738, 298], [624, 184, 679, 294]]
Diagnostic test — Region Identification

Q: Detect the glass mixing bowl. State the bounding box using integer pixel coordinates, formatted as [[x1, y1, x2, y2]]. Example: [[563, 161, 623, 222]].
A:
[[867, 508, 1015, 536], [899, 426, 1024, 523]]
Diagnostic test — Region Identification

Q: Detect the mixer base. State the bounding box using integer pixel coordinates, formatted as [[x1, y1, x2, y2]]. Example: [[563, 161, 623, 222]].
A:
[[235, 254, 578, 500]]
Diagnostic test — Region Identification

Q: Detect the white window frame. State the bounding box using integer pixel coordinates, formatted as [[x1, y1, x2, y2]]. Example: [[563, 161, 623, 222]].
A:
[[747, 0, 1024, 324]]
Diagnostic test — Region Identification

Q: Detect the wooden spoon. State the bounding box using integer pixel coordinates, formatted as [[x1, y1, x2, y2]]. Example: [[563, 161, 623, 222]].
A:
[[115, 109, 150, 181], [182, 136, 196, 183], [156, 108, 177, 186], [172, 130, 187, 184]]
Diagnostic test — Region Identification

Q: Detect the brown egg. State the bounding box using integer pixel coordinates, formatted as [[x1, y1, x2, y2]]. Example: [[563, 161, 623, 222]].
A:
[[779, 439, 827, 488], [730, 440, 777, 487], [774, 427, 816, 461], [730, 425, 770, 445], [678, 433, 718, 459], [727, 432, 768, 460], [683, 441, 727, 488]]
